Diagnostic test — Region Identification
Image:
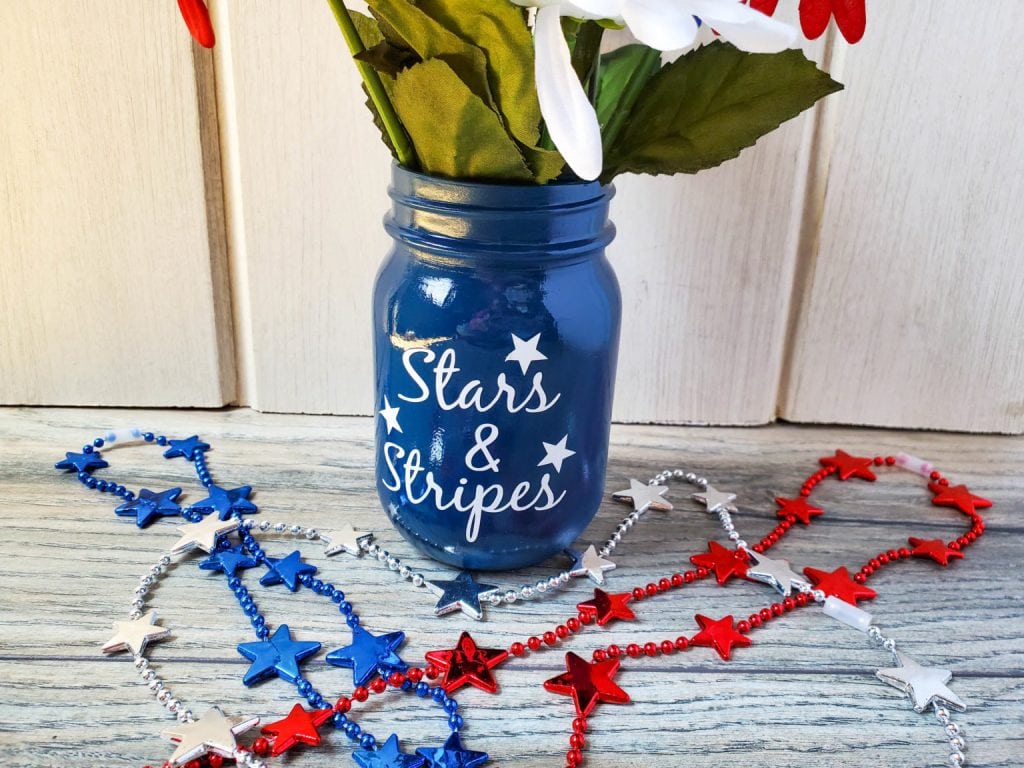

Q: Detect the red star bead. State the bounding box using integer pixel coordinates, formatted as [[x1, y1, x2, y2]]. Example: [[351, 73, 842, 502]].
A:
[[544, 652, 630, 717], [819, 450, 877, 482], [775, 496, 824, 525], [690, 614, 751, 661], [929, 483, 992, 516], [803, 565, 877, 604], [908, 537, 964, 567], [424, 631, 509, 694], [690, 541, 749, 585], [576, 588, 636, 626], [260, 704, 333, 756]]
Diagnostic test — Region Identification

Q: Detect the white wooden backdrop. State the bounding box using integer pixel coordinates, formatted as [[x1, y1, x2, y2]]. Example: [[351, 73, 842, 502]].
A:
[[1, 1, 1022, 433]]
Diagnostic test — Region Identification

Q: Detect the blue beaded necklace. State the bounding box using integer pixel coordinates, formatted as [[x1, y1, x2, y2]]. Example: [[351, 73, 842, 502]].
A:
[[59, 429, 481, 768]]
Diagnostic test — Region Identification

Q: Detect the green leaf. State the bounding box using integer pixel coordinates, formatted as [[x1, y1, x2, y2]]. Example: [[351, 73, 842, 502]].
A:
[[411, 0, 543, 148], [366, 0, 494, 107], [595, 44, 661, 130], [348, 9, 384, 48], [602, 42, 843, 182], [391, 58, 533, 182]]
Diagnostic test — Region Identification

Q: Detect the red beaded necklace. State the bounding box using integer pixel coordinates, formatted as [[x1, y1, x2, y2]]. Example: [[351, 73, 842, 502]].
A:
[[408, 449, 988, 767]]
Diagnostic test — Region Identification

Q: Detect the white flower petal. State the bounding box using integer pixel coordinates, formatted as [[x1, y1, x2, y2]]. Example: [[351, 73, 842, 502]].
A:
[[563, 0, 625, 19], [704, 13, 797, 53], [533, 4, 604, 180], [686, 0, 762, 24], [621, 0, 700, 52]]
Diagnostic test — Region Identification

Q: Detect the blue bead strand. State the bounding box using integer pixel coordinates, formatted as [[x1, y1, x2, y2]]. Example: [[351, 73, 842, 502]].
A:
[[55, 431, 231, 528]]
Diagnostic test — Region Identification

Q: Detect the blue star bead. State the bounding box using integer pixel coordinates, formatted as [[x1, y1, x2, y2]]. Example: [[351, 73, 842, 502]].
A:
[[189, 483, 257, 520], [114, 487, 183, 528], [199, 544, 259, 576], [55, 451, 109, 473], [353, 734, 426, 768], [415, 733, 488, 768], [259, 550, 317, 591], [326, 625, 407, 687], [163, 435, 210, 461], [236, 624, 321, 686]]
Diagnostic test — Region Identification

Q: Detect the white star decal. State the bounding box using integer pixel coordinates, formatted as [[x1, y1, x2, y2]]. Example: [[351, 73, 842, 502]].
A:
[[538, 435, 576, 473], [379, 396, 403, 435], [505, 333, 547, 374]]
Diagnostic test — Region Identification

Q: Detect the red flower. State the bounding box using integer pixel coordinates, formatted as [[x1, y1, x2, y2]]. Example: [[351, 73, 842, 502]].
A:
[[177, 0, 216, 48], [798, 0, 866, 43], [746, 0, 866, 44]]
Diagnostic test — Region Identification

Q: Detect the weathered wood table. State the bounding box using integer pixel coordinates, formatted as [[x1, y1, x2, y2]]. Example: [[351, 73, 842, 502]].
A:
[[1, 407, 1021, 767]]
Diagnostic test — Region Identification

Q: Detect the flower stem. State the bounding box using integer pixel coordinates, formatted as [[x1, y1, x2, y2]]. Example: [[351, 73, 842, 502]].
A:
[[325, 0, 416, 168], [601, 46, 661, 152]]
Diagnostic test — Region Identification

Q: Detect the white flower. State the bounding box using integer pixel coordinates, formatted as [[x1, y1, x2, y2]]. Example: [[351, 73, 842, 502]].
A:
[[515, 0, 798, 180]]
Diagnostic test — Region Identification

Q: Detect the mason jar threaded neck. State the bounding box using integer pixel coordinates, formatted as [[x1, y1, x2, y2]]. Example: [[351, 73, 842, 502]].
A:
[[385, 164, 615, 262]]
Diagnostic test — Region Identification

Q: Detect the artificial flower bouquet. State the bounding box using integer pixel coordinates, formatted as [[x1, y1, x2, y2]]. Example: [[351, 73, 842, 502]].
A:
[[177, 0, 863, 184]]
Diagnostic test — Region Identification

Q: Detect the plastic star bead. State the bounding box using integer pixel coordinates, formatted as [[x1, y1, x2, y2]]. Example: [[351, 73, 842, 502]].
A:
[[259, 550, 317, 591], [260, 703, 334, 756], [690, 484, 737, 513], [189, 483, 257, 520], [876, 651, 966, 713], [355, 733, 426, 768], [611, 478, 672, 513], [803, 565, 877, 604], [819, 449, 877, 481], [690, 541, 749, 586], [55, 450, 109, 473], [101, 610, 171, 655], [928, 482, 992, 515], [325, 625, 407, 687], [576, 588, 636, 627], [907, 537, 964, 566], [426, 572, 500, 621], [774, 496, 824, 525], [199, 544, 259, 576], [161, 706, 259, 767], [170, 516, 239, 555], [565, 545, 616, 585], [416, 732, 489, 768], [690, 614, 751, 661], [744, 550, 811, 596], [322, 523, 373, 556], [544, 651, 630, 717], [162, 435, 210, 461], [425, 631, 509, 694], [236, 624, 321, 686], [113, 487, 181, 528]]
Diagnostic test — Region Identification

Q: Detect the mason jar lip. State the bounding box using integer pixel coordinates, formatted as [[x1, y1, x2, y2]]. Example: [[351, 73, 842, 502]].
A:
[[390, 162, 615, 212]]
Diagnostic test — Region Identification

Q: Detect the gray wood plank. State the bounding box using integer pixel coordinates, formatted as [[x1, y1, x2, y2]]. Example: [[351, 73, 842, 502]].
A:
[[0, 407, 1021, 767]]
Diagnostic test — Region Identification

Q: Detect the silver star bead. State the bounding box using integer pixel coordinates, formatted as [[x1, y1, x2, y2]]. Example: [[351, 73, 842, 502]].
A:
[[566, 545, 616, 585], [612, 478, 673, 513], [170, 516, 239, 555], [425, 572, 500, 621], [690, 484, 738, 513], [161, 706, 260, 767], [322, 523, 373, 556], [101, 610, 170, 655], [744, 550, 811, 596], [876, 651, 967, 713]]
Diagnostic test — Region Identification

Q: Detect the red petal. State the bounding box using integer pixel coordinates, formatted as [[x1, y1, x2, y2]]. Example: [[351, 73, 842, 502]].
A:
[[832, 0, 866, 43], [748, 0, 781, 15], [177, 0, 216, 48], [798, 0, 833, 40]]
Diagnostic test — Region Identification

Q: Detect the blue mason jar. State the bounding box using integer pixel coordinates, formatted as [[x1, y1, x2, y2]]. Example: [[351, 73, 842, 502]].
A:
[[373, 165, 621, 571]]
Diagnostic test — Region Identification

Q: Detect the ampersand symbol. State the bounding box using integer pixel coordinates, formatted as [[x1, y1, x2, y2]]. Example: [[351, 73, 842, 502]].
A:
[[465, 424, 501, 473]]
